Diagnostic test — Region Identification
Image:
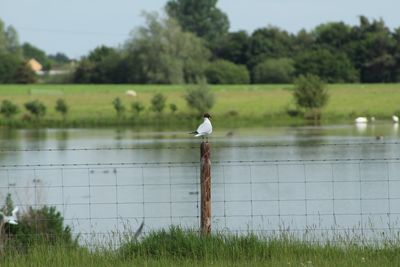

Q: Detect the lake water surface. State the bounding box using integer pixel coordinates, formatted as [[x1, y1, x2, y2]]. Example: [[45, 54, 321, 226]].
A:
[[1, 123, 400, 243]]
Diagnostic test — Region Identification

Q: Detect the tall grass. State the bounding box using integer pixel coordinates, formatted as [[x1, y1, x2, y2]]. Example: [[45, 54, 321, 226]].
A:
[[3, 227, 400, 266]]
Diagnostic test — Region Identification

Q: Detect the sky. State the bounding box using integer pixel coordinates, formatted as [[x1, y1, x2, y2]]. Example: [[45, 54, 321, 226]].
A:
[[1, 0, 399, 59]]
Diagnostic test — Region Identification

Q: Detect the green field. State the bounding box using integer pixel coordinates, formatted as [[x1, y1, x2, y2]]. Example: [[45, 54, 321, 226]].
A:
[[0, 84, 400, 128]]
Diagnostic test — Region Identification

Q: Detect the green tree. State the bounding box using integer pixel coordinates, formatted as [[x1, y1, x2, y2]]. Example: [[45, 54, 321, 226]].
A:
[[112, 97, 125, 118], [294, 49, 359, 83], [22, 43, 51, 70], [213, 31, 250, 65], [169, 103, 178, 114], [165, 0, 229, 45], [184, 80, 215, 115], [205, 60, 250, 84], [55, 99, 69, 120], [293, 74, 329, 120], [253, 58, 294, 83], [13, 62, 36, 84], [0, 52, 20, 83], [151, 93, 167, 113], [125, 12, 210, 84], [131, 101, 145, 115], [0, 99, 19, 118], [24, 100, 46, 119]]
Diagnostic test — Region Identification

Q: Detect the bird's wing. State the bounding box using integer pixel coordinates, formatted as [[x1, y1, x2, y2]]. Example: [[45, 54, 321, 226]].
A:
[[12, 207, 19, 217], [196, 120, 212, 134]]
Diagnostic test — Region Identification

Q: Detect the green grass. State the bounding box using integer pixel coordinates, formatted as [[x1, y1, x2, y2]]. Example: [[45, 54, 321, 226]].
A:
[[1, 84, 400, 128], [3, 227, 400, 267]]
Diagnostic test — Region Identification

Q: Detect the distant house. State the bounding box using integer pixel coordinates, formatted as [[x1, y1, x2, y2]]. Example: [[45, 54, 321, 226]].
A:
[[27, 58, 43, 74]]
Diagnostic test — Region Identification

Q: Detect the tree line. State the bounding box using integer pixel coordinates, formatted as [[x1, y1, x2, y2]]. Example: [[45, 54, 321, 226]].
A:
[[2, 0, 400, 84]]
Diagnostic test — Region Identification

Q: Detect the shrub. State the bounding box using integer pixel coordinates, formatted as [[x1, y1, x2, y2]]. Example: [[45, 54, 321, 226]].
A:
[[0, 99, 19, 118], [169, 103, 178, 114], [55, 98, 68, 120], [252, 58, 294, 83], [184, 81, 215, 115], [1, 194, 76, 250], [151, 93, 166, 113], [293, 74, 329, 120], [112, 97, 125, 118], [131, 101, 145, 115], [24, 100, 46, 119], [205, 60, 250, 84]]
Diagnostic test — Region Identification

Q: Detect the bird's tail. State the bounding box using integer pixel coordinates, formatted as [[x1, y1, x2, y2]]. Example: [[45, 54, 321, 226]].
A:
[[189, 131, 198, 134]]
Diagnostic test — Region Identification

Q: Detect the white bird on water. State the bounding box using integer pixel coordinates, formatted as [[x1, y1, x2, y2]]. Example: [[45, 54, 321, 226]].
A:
[[190, 113, 212, 141], [355, 117, 368, 123], [392, 115, 399, 123], [0, 206, 19, 225]]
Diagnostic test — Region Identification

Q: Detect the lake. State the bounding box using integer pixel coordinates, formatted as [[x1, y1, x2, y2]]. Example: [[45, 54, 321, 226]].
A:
[[1, 123, 400, 244]]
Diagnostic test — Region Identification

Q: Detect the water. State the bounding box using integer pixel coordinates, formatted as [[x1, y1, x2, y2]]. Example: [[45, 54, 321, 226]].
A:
[[1, 123, 400, 243]]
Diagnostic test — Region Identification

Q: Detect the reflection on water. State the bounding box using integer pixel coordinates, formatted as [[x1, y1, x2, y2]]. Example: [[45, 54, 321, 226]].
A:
[[1, 124, 400, 243]]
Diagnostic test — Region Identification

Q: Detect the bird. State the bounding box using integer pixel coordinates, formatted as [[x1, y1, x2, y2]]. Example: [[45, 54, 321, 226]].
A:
[[392, 115, 399, 123], [190, 113, 212, 141], [0, 207, 19, 225], [355, 117, 368, 123]]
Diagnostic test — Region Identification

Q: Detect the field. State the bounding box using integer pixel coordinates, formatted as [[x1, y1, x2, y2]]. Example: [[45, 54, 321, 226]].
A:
[[1, 84, 400, 128], [3, 228, 400, 267]]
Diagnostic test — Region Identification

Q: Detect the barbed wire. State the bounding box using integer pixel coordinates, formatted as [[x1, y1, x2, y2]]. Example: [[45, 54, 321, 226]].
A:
[[1, 141, 400, 152], [1, 157, 400, 168]]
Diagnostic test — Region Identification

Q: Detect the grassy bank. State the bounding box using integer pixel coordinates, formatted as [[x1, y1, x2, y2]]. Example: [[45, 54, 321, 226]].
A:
[[3, 228, 400, 267], [0, 84, 400, 128]]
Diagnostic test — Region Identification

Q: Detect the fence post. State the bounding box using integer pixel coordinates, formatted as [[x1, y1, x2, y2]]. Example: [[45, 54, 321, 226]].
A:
[[200, 141, 211, 235]]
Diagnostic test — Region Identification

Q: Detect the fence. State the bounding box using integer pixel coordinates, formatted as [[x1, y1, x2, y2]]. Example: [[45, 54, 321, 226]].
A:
[[1, 144, 400, 246]]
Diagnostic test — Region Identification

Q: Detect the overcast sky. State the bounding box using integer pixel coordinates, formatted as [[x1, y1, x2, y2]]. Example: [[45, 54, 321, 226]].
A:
[[1, 0, 399, 59]]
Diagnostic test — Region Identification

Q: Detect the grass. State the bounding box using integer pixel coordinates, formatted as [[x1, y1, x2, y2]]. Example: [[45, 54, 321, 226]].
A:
[[1, 84, 400, 128], [2, 227, 400, 266]]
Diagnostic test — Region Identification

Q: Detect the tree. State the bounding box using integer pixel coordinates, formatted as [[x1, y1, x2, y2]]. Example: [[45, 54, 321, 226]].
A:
[[248, 26, 294, 68], [131, 101, 145, 115], [22, 43, 51, 70], [112, 97, 125, 118], [205, 60, 250, 84], [0, 52, 20, 83], [125, 12, 210, 84], [151, 93, 166, 113], [55, 99, 69, 120], [294, 49, 359, 83], [293, 74, 329, 120], [165, 0, 229, 45], [184, 80, 215, 115], [252, 58, 294, 84], [13, 62, 36, 84], [213, 31, 250, 65], [24, 100, 46, 119], [0, 99, 19, 118]]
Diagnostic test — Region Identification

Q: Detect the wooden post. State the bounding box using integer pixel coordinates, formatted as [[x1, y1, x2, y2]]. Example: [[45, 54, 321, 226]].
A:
[[200, 141, 211, 235]]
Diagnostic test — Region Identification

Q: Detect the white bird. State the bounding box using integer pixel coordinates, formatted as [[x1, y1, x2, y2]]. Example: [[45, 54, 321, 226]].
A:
[[355, 117, 368, 123], [0, 207, 19, 225], [190, 113, 212, 141], [392, 115, 399, 123]]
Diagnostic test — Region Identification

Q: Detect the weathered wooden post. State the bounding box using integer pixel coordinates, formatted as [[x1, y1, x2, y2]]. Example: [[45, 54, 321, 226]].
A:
[[200, 141, 211, 235]]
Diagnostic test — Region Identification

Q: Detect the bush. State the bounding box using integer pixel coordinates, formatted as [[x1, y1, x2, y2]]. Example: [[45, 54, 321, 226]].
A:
[[169, 103, 178, 114], [24, 100, 46, 119], [293, 74, 329, 120], [252, 58, 294, 83], [112, 97, 125, 118], [184, 81, 215, 115], [205, 60, 250, 84], [151, 93, 166, 113], [1, 194, 76, 250], [55, 98, 68, 120], [131, 101, 145, 115], [0, 99, 19, 118]]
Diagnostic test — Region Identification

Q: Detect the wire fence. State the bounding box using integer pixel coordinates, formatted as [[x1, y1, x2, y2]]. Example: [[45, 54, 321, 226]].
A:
[[1, 155, 400, 246]]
